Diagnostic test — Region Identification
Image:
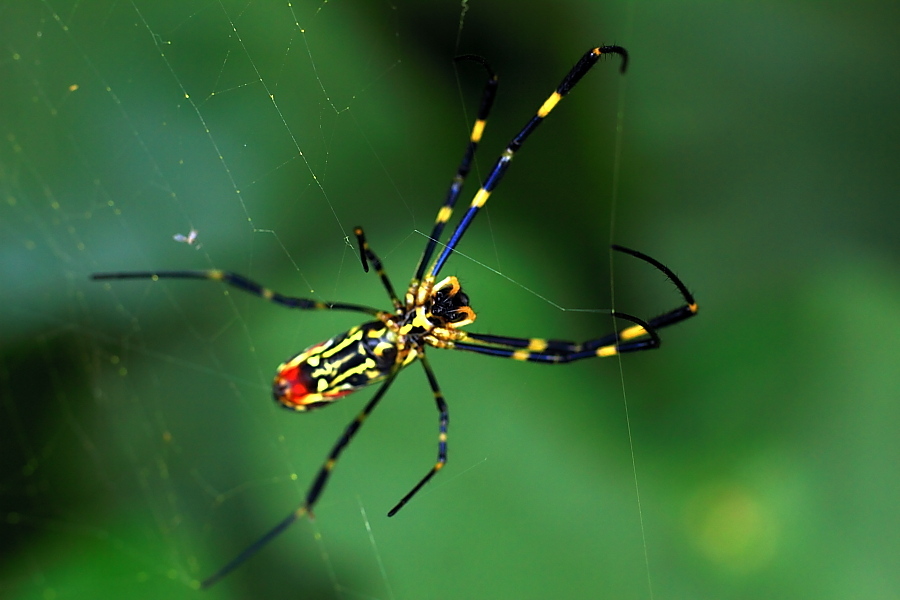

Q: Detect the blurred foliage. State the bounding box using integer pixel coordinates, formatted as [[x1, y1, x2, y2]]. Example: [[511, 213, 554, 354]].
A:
[[2, 1, 899, 599]]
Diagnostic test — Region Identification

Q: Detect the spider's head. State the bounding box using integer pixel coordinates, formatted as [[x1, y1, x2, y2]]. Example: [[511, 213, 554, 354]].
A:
[[427, 276, 476, 328]]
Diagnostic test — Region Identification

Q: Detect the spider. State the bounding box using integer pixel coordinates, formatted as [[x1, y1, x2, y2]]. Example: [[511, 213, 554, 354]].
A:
[[92, 45, 698, 587]]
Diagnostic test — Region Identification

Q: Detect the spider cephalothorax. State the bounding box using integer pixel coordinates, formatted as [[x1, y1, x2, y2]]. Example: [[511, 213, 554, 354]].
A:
[[425, 276, 476, 327], [403, 275, 476, 332]]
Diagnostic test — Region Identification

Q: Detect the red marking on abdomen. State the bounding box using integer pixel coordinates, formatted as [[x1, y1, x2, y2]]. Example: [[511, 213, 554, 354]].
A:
[[273, 362, 353, 411], [273, 364, 314, 410]]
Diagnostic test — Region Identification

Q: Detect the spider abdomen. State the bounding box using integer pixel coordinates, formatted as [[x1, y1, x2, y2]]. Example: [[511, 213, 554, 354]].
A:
[[272, 321, 404, 411]]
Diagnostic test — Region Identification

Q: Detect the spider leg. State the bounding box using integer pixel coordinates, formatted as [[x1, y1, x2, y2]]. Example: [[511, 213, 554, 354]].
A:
[[91, 269, 386, 317], [451, 312, 662, 363], [428, 46, 628, 278], [610, 244, 698, 327], [353, 226, 402, 309], [200, 370, 400, 589], [199, 506, 304, 589], [450, 243, 696, 362], [387, 353, 448, 516], [413, 55, 499, 283]]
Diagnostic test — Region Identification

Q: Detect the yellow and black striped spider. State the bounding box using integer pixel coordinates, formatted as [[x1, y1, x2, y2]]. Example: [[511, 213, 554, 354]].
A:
[[92, 45, 697, 587]]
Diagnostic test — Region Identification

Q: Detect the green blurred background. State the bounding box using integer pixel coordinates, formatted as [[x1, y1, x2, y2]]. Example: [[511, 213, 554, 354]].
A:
[[2, 1, 898, 598]]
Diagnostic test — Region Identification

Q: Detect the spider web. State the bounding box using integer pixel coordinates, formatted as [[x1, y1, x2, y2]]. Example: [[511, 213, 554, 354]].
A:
[[0, 1, 680, 598]]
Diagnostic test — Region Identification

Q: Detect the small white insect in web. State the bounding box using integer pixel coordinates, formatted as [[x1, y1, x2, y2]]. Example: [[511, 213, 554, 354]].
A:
[[173, 228, 201, 249]]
